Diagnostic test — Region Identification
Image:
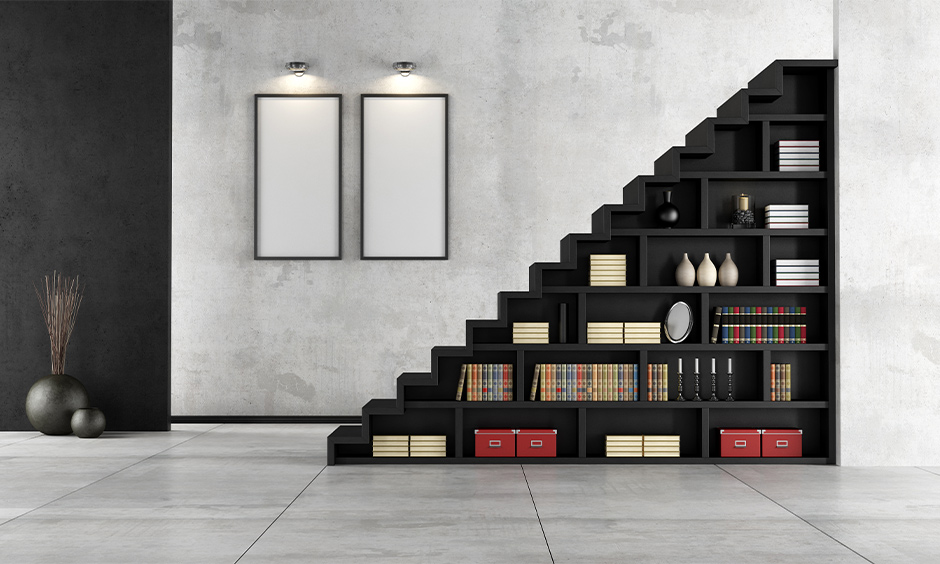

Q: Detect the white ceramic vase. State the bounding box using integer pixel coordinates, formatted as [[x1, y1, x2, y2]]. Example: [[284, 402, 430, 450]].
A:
[[676, 253, 695, 286], [718, 252, 738, 286], [697, 253, 717, 287]]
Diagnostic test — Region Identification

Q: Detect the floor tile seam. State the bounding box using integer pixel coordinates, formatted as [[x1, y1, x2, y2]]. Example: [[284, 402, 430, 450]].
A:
[[0, 423, 223, 530], [916, 466, 940, 478], [717, 465, 875, 563], [234, 463, 327, 564], [0, 435, 42, 449], [521, 465, 556, 564]]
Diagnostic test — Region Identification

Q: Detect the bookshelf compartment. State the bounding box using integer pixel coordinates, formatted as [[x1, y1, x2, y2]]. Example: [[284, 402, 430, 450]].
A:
[[461, 407, 578, 457], [373, 409, 456, 458], [407, 352, 516, 401], [709, 293, 827, 345], [749, 69, 828, 115], [681, 123, 762, 173], [473, 295, 577, 344], [648, 351, 762, 402], [616, 180, 701, 229], [708, 407, 827, 459], [585, 408, 701, 458], [769, 123, 826, 171], [769, 237, 826, 286], [706, 179, 827, 229], [542, 239, 640, 287], [585, 293, 701, 342], [769, 351, 827, 401], [646, 237, 761, 287]]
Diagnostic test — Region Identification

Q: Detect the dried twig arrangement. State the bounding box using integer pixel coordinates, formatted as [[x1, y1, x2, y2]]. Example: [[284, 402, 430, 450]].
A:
[[34, 272, 84, 375]]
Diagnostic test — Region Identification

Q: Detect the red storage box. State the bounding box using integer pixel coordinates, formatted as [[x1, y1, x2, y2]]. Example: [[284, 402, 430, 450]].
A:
[[517, 429, 557, 457], [761, 429, 802, 457], [720, 429, 761, 457], [475, 429, 516, 457]]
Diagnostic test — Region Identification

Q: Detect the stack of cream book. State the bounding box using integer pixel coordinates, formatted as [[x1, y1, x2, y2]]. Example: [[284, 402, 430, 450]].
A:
[[409, 435, 446, 457], [624, 322, 661, 344], [372, 435, 409, 458], [587, 322, 625, 344], [513, 322, 549, 344], [643, 435, 680, 457], [606, 435, 643, 457], [590, 254, 626, 286]]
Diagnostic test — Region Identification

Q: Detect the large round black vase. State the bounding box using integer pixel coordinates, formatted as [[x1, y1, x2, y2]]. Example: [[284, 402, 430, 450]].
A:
[[656, 190, 680, 228], [25, 374, 90, 435]]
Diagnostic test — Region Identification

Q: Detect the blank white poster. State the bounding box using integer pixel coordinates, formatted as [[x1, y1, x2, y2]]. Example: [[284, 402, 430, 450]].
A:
[[362, 95, 447, 259], [256, 95, 341, 259]]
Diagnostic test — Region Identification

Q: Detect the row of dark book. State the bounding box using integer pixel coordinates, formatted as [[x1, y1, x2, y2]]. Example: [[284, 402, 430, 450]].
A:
[[709, 306, 807, 344], [455, 364, 514, 401], [530, 364, 640, 401]]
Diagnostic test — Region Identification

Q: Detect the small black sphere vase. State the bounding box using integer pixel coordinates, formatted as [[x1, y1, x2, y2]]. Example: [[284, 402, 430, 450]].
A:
[[656, 190, 680, 228], [25, 374, 90, 435], [72, 408, 106, 438]]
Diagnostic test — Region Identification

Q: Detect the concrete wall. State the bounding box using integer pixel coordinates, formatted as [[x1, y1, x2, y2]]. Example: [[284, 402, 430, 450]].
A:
[[0, 1, 170, 431], [172, 0, 833, 415], [838, 0, 940, 465]]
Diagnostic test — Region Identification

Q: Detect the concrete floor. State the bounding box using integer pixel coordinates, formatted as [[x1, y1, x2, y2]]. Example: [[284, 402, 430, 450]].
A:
[[0, 425, 937, 563]]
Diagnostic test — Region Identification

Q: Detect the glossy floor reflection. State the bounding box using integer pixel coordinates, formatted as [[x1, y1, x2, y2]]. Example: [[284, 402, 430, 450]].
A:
[[1, 424, 938, 563]]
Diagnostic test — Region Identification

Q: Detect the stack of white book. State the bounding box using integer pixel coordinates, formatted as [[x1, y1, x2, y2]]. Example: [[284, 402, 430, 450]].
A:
[[513, 322, 549, 344], [409, 435, 446, 458], [587, 322, 625, 344], [590, 254, 626, 286], [775, 259, 819, 286], [778, 140, 820, 171], [765, 204, 808, 229]]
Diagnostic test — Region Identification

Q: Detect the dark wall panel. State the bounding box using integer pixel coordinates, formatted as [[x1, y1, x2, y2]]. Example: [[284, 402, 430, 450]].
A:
[[0, 1, 170, 430]]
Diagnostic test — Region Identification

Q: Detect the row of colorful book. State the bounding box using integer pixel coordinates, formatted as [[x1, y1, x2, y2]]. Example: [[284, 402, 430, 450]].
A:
[[373, 435, 446, 458], [455, 364, 514, 401], [765, 204, 809, 229], [590, 254, 626, 286], [775, 259, 819, 286], [771, 363, 792, 401], [647, 363, 669, 402], [709, 306, 808, 344], [587, 322, 660, 344], [778, 140, 820, 172], [529, 363, 639, 401], [606, 435, 680, 457]]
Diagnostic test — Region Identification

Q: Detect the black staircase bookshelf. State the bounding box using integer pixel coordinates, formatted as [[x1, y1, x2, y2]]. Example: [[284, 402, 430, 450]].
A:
[[329, 59, 838, 465]]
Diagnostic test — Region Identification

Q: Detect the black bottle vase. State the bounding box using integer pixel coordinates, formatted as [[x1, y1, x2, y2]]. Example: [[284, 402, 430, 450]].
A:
[[656, 190, 680, 228]]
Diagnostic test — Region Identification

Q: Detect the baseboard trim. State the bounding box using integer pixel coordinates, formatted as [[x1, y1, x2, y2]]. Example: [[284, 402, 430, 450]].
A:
[[171, 415, 361, 424]]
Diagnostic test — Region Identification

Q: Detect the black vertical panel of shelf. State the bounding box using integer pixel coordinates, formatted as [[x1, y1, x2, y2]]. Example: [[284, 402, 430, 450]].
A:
[[327, 59, 838, 466]]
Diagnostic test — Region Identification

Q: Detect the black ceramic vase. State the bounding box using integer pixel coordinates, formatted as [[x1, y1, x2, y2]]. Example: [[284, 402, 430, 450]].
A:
[[25, 374, 90, 435], [71, 407, 106, 438], [656, 190, 680, 228]]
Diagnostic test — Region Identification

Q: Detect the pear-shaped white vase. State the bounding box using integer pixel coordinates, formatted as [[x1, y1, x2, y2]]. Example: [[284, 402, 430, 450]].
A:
[[718, 252, 738, 286], [697, 253, 717, 287], [676, 253, 695, 286]]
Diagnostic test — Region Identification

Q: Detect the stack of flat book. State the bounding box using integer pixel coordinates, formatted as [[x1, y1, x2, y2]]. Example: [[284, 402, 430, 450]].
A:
[[590, 254, 627, 286], [409, 435, 446, 457], [606, 435, 643, 457], [372, 435, 409, 458], [587, 322, 624, 344], [513, 322, 549, 344], [624, 322, 661, 344], [778, 140, 820, 171], [643, 435, 680, 457], [765, 204, 809, 229], [775, 259, 819, 286]]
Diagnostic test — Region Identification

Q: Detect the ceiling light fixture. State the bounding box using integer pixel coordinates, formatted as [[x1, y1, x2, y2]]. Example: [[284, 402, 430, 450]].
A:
[[285, 61, 309, 77], [393, 62, 416, 77]]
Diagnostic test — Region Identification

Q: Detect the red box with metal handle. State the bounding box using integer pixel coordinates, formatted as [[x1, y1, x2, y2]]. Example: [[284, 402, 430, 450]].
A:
[[516, 429, 557, 457], [474, 429, 516, 457], [761, 429, 802, 457], [720, 429, 761, 457]]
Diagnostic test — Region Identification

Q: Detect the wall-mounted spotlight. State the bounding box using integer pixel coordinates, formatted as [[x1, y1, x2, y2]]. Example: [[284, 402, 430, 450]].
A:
[[393, 62, 416, 77], [285, 61, 309, 77]]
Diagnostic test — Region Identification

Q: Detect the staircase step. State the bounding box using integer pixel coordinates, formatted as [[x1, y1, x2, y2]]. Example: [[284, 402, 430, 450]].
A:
[[364, 399, 401, 415]]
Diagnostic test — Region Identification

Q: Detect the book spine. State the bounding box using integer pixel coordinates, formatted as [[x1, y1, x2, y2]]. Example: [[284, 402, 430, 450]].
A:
[[710, 306, 721, 344], [633, 364, 639, 401], [733, 306, 740, 344], [771, 363, 776, 402], [662, 363, 668, 401], [647, 364, 652, 402], [786, 363, 792, 401], [456, 364, 467, 401], [587, 364, 594, 401], [801, 306, 807, 343], [721, 306, 729, 343], [626, 363, 633, 401]]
